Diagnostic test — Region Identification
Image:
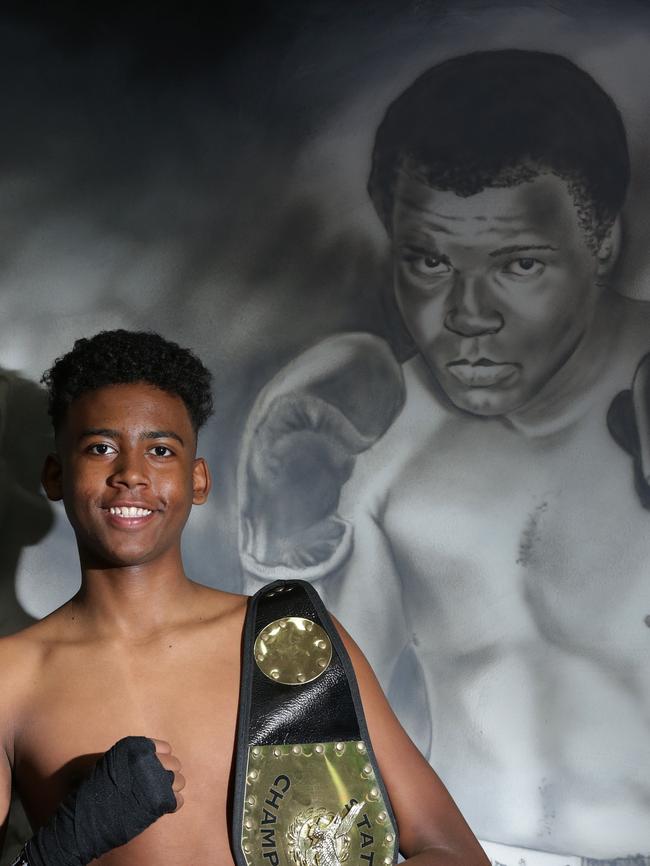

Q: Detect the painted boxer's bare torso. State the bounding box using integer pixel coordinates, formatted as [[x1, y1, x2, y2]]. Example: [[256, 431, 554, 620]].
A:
[[381, 395, 650, 855], [323, 297, 650, 858]]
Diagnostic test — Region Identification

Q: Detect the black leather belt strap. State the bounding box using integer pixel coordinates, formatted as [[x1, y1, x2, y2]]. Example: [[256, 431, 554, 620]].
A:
[[232, 579, 398, 866], [245, 581, 360, 745]]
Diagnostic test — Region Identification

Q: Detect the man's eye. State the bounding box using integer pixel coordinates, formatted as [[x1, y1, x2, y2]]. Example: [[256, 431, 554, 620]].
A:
[[88, 443, 116, 456], [149, 445, 173, 458], [404, 253, 453, 278], [503, 257, 545, 277]]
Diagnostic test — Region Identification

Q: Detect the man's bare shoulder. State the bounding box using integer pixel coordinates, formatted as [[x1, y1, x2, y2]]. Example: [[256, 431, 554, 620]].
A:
[[189, 582, 248, 613], [0, 612, 63, 671], [186, 583, 248, 636], [0, 616, 59, 761], [0, 600, 90, 696]]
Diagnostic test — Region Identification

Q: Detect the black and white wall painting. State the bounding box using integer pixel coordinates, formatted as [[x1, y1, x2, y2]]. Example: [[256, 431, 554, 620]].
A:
[[1, 3, 649, 865]]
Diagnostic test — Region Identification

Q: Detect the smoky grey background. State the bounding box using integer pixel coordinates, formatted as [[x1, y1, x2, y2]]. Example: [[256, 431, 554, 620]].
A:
[[2, 0, 650, 861], [4, 0, 650, 615]]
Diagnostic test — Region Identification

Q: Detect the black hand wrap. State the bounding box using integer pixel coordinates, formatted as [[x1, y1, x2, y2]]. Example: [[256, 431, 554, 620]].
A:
[[25, 736, 176, 866]]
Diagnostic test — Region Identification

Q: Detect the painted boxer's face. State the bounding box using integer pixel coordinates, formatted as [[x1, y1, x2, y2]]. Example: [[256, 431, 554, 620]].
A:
[[391, 172, 614, 416], [43, 382, 210, 569]]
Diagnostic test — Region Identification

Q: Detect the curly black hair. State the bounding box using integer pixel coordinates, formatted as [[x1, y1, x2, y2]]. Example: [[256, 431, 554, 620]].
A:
[[42, 330, 214, 433], [368, 50, 630, 248]]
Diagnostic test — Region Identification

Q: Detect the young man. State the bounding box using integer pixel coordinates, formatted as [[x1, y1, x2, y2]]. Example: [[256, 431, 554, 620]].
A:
[[239, 52, 650, 861], [0, 329, 487, 866]]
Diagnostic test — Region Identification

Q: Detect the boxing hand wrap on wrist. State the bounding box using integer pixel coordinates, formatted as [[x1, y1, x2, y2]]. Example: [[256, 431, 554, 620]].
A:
[[24, 736, 176, 866]]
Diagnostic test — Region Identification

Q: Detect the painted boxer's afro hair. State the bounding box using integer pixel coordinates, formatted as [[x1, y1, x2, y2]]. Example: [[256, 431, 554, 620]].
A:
[[368, 49, 630, 245], [42, 329, 214, 433]]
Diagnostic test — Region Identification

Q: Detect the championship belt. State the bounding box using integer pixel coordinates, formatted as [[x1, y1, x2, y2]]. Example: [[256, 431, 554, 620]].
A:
[[232, 580, 399, 866]]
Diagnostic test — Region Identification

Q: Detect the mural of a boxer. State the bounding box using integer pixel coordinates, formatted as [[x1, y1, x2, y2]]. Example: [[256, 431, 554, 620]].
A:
[[239, 50, 650, 862]]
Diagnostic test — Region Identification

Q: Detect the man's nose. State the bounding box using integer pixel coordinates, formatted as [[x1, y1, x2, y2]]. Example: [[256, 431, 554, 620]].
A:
[[444, 272, 504, 337], [109, 451, 149, 489]]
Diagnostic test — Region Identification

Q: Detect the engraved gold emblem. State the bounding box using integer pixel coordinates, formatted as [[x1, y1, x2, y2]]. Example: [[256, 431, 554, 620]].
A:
[[254, 617, 333, 685], [287, 801, 365, 866], [240, 741, 397, 866]]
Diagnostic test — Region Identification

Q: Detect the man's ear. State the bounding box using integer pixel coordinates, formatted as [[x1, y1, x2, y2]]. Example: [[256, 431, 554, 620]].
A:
[[596, 215, 622, 277], [42, 453, 63, 501], [192, 457, 212, 505]]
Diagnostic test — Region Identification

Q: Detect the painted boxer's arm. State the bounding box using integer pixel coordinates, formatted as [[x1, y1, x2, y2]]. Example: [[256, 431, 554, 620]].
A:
[[336, 621, 489, 866], [318, 502, 411, 688], [632, 353, 650, 484]]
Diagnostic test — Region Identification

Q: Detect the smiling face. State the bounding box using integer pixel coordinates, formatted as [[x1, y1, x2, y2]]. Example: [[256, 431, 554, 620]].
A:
[[43, 382, 210, 570], [391, 172, 613, 416]]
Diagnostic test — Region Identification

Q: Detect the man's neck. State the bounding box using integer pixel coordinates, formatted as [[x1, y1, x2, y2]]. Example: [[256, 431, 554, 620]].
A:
[[71, 550, 202, 641]]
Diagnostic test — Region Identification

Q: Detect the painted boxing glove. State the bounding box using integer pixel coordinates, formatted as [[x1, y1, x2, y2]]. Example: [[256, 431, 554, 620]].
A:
[[15, 737, 178, 866], [608, 351, 650, 508], [238, 332, 404, 580]]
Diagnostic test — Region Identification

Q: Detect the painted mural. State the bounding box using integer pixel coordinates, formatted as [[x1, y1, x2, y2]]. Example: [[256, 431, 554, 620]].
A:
[[1, 3, 649, 864]]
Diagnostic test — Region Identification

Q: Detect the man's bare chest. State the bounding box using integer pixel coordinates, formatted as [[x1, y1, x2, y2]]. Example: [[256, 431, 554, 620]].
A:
[[13, 640, 241, 829], [381, 420, 650, 664]]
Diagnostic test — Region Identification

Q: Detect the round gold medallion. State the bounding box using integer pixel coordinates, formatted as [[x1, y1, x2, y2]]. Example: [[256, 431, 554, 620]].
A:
[[254, 617, 333, 685]]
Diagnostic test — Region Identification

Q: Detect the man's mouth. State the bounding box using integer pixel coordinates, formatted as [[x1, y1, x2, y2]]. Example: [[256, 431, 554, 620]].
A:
[[446, 358, 520, 387], [109, 506, 153, 518], [102, 503, 158, 527]]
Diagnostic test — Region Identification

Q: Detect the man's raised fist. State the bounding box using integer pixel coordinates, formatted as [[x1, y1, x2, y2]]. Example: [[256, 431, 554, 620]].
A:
[[26, 736, 182, 866]]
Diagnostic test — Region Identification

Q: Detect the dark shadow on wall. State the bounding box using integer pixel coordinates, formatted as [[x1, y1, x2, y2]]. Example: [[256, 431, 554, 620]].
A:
[[0, 369, 54, 637], [0, 370, 54, 865]]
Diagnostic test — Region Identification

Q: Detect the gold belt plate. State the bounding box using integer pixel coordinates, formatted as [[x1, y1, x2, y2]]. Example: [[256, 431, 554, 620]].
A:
[[240, 740, 397, 866]]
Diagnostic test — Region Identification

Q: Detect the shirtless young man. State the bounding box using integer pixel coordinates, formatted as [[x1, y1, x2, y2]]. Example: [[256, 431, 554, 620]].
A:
[[239, 52, 650, 861], [0, 329, 487, 866]]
